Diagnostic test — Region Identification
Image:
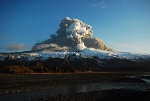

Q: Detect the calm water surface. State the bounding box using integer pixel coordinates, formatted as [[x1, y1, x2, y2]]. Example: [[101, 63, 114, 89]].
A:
[[1, 74, 150, 101], [0, 82, 150, 101]]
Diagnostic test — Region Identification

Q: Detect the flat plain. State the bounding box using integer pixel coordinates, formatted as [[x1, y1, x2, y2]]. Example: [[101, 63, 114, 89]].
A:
[[0, 72, 150, 100]]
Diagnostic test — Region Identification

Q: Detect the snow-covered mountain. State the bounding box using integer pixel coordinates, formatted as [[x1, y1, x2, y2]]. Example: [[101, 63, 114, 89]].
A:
[[79, 48, 150, 62], [0, 48, 150, 73], [0, 48, 150, 62]]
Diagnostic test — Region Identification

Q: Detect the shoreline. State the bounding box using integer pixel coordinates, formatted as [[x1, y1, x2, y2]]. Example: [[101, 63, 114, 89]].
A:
[[0, 72, 150, 100]]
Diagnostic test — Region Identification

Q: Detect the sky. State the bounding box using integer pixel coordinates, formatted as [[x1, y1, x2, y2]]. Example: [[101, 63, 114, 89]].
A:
[[0, 0, 150, 53]]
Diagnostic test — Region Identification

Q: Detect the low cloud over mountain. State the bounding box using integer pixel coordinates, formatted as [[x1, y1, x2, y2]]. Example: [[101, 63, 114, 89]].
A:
[[1, 43, 28, 51]]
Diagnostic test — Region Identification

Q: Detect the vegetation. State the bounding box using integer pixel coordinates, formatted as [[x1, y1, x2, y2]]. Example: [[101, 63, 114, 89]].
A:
[[0, 54, 150, 74], [0, 54, 100, 74]]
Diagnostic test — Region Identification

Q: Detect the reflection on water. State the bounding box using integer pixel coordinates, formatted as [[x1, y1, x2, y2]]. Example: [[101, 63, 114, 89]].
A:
[[126, 76, 139, 78], [126, 75, 150, 83], [0, 75, 150, 101], [0, 82, 150, 101], [141, 79, 150, 83]]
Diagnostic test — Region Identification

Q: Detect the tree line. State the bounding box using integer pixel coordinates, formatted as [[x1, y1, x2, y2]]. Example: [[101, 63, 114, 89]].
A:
[[0, 54, 150, 74], [0, 54, 100, 74]]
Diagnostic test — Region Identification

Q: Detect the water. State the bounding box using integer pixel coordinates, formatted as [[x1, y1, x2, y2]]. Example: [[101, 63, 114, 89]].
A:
[[141, 79, 150, 83], [0, 82, 150, 101], [1, 74, 150, 101], [126, 76, 139, 78], [126, 75, 150, 83]]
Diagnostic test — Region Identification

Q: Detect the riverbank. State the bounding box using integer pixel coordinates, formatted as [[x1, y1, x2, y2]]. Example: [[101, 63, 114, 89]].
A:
[[0, 72, 126, 94], [25, 89, 150, 101], [0, 72, 150, 100]]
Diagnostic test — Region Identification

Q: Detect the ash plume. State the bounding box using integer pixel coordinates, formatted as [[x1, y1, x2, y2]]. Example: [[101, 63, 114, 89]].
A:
[[1, 43, 28, 51], [32, 17, 113, 51]]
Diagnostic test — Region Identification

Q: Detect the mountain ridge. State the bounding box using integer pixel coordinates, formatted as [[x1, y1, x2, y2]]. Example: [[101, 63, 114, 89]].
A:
[[0, 48, 150, 73]]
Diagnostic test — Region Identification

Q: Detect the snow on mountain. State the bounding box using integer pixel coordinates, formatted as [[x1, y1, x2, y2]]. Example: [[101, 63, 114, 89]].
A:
[[31, 48, 150, 62], [78, 48, 150, 61], [0, 48, 150, 62]]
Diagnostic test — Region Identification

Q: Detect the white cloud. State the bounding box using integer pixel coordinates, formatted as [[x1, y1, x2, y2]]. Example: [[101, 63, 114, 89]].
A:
[[123, 0, 127, 3], [91, 4, 98, 7], [101, 5, 107, 8], [1, 43, 29, 51], [91, 2, 107, 8], [100, 1, 104, 5]]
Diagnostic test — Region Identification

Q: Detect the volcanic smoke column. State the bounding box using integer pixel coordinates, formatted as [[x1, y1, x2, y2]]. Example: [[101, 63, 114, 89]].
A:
[[31, 17, 113, 51], [65, 17, 93, 50]]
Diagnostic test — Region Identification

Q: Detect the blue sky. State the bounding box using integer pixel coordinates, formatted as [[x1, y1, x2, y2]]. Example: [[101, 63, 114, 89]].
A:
[[0, 0, 150, 53]]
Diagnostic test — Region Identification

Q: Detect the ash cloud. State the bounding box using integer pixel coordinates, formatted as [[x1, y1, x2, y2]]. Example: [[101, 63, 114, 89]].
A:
[[32, 17, 113, 51], [1, 43, 28, 51]]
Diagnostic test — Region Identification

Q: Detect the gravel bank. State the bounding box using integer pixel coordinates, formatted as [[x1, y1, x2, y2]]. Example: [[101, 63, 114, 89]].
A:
[[25, 89, 150, 101], [0, 72, 150, 101]]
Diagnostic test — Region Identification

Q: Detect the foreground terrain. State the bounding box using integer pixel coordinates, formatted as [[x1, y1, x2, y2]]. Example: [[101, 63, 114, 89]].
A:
[[0, 72, 150, 100]]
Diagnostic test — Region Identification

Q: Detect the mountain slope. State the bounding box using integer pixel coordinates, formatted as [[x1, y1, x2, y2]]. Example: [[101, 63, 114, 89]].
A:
[[0, 48, 150, 73]]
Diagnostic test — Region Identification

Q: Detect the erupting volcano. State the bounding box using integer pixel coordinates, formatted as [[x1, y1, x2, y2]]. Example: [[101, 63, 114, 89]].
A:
[[31, 17, 113, 51]]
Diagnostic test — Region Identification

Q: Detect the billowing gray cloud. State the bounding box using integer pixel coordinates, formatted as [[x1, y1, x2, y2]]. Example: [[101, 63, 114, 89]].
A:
[[32, 17, 113, 51], [1, 43, 29, 51]]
